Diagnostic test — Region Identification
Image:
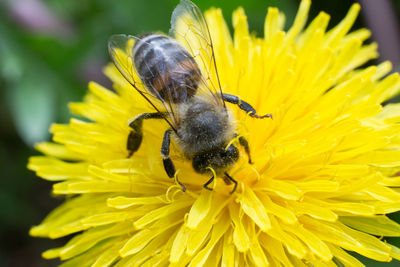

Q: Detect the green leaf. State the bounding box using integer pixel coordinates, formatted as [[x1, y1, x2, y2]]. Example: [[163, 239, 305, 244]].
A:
[[8, 75, 56, 146]]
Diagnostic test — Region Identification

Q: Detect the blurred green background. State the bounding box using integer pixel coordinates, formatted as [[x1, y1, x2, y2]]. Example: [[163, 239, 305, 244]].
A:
[[1, 0, 400, 266]]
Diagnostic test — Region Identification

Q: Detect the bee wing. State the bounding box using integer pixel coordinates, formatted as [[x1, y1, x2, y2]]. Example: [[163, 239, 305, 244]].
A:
[[170, 0, 225, 108], [108, 34, 178, 132]]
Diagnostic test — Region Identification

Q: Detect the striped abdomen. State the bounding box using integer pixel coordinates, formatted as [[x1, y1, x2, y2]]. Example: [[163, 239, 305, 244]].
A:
[[133, 34, 200, 103]]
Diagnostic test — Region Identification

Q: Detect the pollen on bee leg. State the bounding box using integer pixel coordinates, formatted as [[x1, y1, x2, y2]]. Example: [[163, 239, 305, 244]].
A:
[[223, 176, 232, 185]]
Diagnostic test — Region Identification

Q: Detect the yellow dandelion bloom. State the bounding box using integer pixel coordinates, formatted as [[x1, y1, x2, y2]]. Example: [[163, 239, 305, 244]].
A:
[[29, 0, 400, 265]]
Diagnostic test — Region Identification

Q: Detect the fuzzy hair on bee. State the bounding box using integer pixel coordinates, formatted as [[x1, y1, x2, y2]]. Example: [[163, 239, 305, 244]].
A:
[[174, 95, 235, 158]]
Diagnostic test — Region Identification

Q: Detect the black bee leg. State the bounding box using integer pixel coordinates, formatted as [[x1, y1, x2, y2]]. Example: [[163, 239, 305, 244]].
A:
[[161, 129, 186, 192], [234, 134, 253, 164], [203, 175, 215, 191], [222, 93, 272, 119], [224, 172, 238, 194], [127, 112, 166, 157]]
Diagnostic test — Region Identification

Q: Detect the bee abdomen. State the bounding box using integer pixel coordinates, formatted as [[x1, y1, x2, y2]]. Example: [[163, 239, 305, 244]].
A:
[[133, 34, 200, 103]]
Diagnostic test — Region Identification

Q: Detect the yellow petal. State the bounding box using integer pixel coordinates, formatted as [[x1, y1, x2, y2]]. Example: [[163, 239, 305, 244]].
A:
[[221, 233, 236, 267], [340, 216, 400, 237], [239, 186, 271, 231], [188, 211, 230, 267], [282, 223, 332, 261], [107, 195, 167, 209], [229, 203, 250, 252], [134, 200, 190, 229], [170, 226, 189, 263], [186, 189, 213, 229]]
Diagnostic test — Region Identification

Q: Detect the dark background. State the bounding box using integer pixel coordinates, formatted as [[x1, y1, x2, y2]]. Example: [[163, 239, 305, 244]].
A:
[[1, 0, 399, 266]]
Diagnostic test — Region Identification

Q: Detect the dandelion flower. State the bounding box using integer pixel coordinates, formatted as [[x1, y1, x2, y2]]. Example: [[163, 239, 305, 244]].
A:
[[29, 0, 400, 265]]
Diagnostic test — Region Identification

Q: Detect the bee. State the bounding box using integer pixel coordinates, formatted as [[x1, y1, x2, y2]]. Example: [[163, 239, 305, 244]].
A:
[[108, 0, 271, 193]]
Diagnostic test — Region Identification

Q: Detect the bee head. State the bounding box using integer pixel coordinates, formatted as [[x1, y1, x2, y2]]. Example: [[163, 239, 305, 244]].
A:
[[192, 144, 239, 174]]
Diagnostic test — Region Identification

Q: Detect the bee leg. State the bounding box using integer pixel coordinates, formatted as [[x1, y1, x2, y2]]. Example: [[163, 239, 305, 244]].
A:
[[161, 129, 186, 192], [127, 112, 166, 157], [224, 172, 238, 194], [222, 93, 272, 119], [203, 175, 215, 191], [234, 134, 253, 164]]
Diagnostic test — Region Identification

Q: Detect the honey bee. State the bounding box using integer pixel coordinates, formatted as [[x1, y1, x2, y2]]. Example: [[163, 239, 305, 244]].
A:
[[108, 0, 271, 193]]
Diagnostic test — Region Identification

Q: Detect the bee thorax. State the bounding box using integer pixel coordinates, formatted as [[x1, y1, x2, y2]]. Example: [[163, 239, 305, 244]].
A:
[[175, 99, 235, 157]]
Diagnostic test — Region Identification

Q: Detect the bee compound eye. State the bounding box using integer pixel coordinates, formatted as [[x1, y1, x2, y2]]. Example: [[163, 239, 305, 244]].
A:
[[224, 145, 239, 162], [192, 154, 210, 174]]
